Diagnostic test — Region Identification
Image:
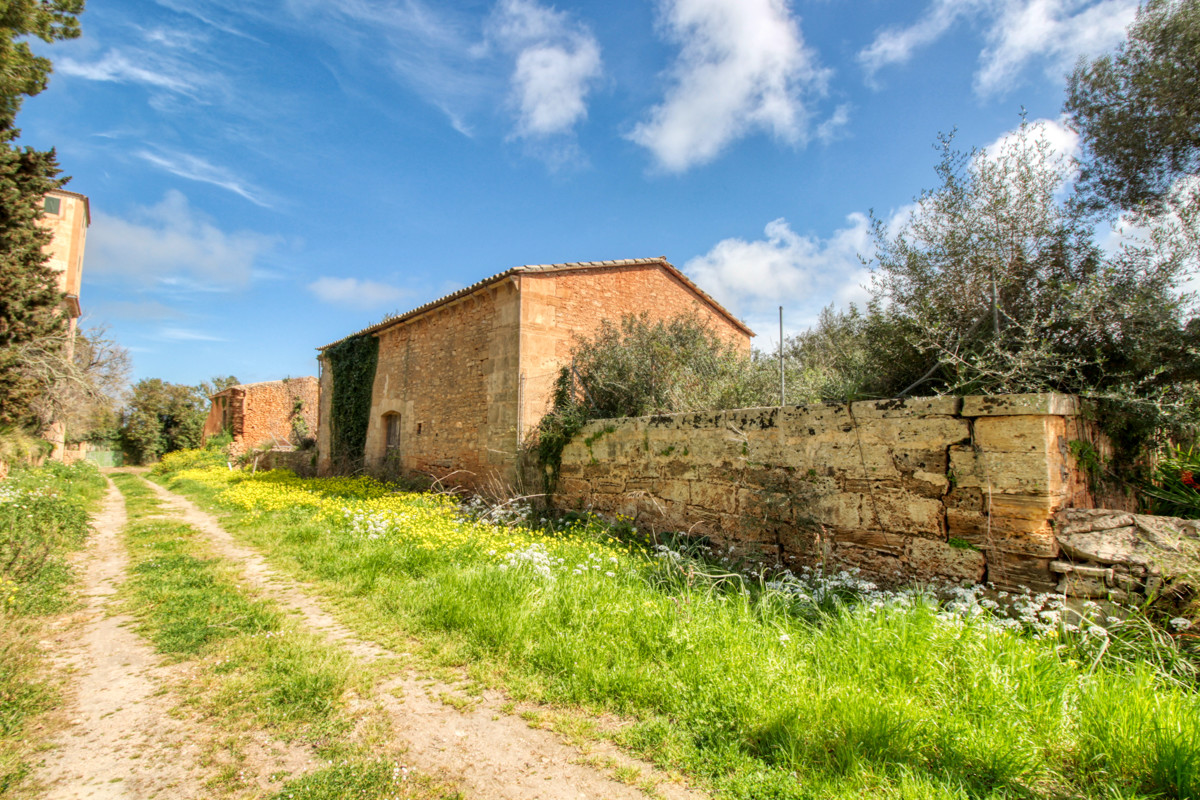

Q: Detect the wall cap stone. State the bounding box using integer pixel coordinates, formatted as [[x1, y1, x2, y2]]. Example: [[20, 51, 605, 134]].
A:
[[962, 393, 1080, 417]]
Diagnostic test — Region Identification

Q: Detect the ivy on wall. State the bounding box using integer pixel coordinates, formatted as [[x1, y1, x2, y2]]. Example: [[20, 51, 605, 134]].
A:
[[325, 334, 379, 468]]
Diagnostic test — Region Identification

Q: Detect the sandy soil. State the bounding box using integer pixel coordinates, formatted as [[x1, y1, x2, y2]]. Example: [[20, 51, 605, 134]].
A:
[[141, 477, 708, 800]]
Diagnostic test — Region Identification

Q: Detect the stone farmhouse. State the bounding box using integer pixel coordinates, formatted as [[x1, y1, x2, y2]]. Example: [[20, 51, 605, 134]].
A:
[[316, 258, 753, 483], [202, 377, 320, 458]]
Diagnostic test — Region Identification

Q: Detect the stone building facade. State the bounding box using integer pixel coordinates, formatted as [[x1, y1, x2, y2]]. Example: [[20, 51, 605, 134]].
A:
[[203, 377, 319, 458], [40, 189, 89, 338], [316, 258, 752, 483], [555, 394, 1112, 592], [38, 189, 90, 460]]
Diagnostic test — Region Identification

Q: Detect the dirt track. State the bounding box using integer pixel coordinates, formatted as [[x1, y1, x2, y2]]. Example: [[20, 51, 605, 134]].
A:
[[32, 473, 706, 800]]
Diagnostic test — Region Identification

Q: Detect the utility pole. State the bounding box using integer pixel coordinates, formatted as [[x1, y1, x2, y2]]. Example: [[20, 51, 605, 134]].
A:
[[778, 305, 785, 407]]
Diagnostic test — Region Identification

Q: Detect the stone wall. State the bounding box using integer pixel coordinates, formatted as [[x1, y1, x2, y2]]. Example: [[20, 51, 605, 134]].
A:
[[556, 394, 1109, 591], [205, 378, 319, 458]]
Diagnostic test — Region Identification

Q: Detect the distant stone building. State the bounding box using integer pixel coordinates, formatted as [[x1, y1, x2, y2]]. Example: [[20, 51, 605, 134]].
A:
[[40, 189, 89, 342], [316, 257, 753, 484], [39, 189, 90, 460], [203, 377, 320, 458]]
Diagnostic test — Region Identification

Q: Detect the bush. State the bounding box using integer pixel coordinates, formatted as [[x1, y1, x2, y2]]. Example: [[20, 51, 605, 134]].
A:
[[532, 313, 776, 492], [149, 447, 227, 477]]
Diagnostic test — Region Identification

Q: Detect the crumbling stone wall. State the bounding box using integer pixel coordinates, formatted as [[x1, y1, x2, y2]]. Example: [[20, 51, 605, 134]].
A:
[[556, 394, 1110, 591], [203, 378, 319, 458]]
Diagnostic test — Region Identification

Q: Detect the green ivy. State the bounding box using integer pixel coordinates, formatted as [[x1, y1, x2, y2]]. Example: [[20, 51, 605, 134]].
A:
[[325, 334, 378, 469]]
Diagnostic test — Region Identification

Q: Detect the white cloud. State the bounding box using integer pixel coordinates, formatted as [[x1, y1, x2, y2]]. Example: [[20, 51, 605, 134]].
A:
[[975, 0, 1137, 95], [489, 0, 603, 139], [858, 0, 1138, 96], [629, 0, 828, 172], [984, 116, 1079, 163], [136, 148, 271, 207], [685, 216, 876, 338], [88, 190, 277, 289], [858, 0, 983, 78], [307, 277, 412, 309]]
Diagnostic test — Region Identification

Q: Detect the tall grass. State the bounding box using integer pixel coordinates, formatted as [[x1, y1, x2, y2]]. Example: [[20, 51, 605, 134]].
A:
[[0, 460, 105, 793], [161, 465, 1200, 800]]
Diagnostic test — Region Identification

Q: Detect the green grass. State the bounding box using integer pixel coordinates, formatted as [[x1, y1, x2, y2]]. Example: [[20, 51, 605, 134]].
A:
[[159, 466, 1200, 800], [111, 471, 456, 799], [111, 472, 350, 734], [268, 759, 463, 800], [0, 460, 106, 794]]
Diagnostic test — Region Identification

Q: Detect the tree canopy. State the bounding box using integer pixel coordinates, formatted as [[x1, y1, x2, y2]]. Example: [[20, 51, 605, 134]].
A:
[[1066, 0, 1200, 214]]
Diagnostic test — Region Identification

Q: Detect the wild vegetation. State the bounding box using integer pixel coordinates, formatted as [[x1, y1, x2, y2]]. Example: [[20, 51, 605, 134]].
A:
[[154, 456, 1200, 800], [0, 460, 104, 793], [118, 375, 238, 465]]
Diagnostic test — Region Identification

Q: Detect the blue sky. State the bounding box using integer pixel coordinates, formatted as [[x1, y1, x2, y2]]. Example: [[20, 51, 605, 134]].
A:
[[19, 0, 1137, 386]]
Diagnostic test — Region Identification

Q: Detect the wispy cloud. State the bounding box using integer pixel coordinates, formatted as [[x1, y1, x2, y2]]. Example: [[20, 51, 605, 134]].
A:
[[151, 0, 264, 42], [307, 276, 412, 310], [136, 148, 271, 207], [488, 0, 603, 141], [629, 0, 829, 173], [159, 327, 228, 342], [858, 0, 1138, 96], [58, 49, 199, 93], [858, 0, 983, 79], [284, 0, 495, 135], [88, 190, 278, 290]]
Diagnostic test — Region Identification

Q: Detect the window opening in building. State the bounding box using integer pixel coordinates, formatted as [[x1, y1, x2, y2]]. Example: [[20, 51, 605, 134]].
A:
[[44, 196, 61, 215], [417, 422, 423, 435]]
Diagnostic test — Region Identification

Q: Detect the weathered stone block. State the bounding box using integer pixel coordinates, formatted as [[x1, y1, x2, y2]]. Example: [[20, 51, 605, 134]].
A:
[[848, 396, 963, 418], [690, 482, 738, 514], [973, 415, 1067, 453], [961, 393, 1080, 417], [906, 537, 987, 583], [988, 554, 1058, 593], [946, 509, 1059, 557], [834, 528, 907, 557], [949, 446, 1061, 495], [853, 416, 970, 448]]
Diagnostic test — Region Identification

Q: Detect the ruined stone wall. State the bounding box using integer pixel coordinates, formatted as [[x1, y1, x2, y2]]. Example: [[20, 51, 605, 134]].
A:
[[206, 378, 319, 458], [202, 391, 234, 441], [556, 394, 1104, 591], [516, 265, 753, 444], [238, 378, 319, 453], [361, 281, 520, 484]]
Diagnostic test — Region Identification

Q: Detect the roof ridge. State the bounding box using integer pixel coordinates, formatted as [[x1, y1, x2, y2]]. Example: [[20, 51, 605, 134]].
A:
[[317, 256, 751, 351]]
